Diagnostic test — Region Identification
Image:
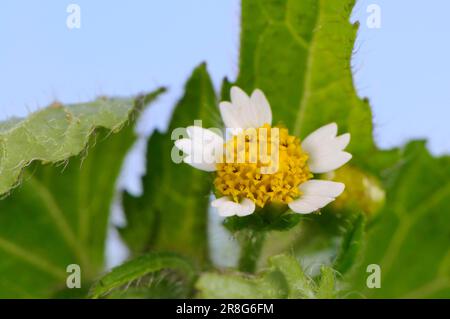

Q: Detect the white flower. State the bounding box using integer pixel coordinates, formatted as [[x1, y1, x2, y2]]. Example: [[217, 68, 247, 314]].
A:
[[174, 86, 352, 217]]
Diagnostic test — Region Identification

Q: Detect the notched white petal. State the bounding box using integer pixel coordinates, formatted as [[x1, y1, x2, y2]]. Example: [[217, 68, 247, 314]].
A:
[[237, 198, 256, 216], [288, 200, 318, 214], [302, 123, 338, 148], [300, 195, 334, 208], [308, 151, 352, 174], [219, 86, 273, 133], [183, 155, 216, 172], [250, 89, 272, 127], [288, 180, 345, 214], [302, 123, 352, 174], [211, 196, 256, 217], [230, 86, 251, 109], [334, 133, 351, 150], [300, 180, 345, 198], [219, 101, 240, 130], [186, 126, 223, 144]]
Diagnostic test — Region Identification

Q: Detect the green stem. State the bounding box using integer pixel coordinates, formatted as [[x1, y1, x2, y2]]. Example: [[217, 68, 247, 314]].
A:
[[238, 230, 266, 273]]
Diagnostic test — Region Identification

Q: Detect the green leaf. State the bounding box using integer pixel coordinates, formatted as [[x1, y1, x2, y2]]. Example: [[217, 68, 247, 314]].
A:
[[334, 214, 365, 275], [89, 252, 196, 299], [196, 254, 336, 299], [0, 89, 164, 298], [348, 142, 450, 298], [236, 0, 396, 176], [120, 64, 219, 265], [316, 266, 336, 299], [269, 254, 316, 298], [0, 95, 146, 195]]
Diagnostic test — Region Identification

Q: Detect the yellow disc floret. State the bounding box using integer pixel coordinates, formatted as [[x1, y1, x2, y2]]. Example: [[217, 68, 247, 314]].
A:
[[214, 124, 312, 208]]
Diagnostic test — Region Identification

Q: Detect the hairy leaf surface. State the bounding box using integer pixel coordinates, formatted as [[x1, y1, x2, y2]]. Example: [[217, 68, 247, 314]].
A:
[[0, 90, 164, 297], [90, 252, 196, 299]]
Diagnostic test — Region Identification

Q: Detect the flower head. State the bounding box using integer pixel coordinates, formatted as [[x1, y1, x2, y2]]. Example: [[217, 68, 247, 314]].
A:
[[174, 87, 352, 217]]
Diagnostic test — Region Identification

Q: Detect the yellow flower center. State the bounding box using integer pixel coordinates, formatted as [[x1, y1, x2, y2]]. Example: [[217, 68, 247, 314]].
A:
[[214, 124, 312, 208]]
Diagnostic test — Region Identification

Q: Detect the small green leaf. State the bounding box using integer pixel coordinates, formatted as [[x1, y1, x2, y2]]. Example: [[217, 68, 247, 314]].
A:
[[316, 266, 336, 299], [269, 254, 315, 299], [196, 254, 337, 299], [89, 252, 197, 299], [334, 214, 365, 275]]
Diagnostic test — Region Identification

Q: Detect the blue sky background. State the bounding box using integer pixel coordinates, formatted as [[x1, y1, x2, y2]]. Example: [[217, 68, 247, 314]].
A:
[[351, 0, 450, 155], [1, 0, 449, 155], [1, 1, 449, 265]]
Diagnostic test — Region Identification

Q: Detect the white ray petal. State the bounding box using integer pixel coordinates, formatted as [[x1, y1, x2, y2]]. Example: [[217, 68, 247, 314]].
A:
[[231, 86, 254, 130], [219, 87, 273, 134], [288, 200, 318, 214], [240, 97, 259, 129], [183, 155, 217, 172], [301, 123, 352, 174], [220, 101, 239, 129], [236, 198, 256, 216], [230, 86, 251, 109], [334, 133, 351, 150], [300, 180, 345, 197], [308, 152, 352, 174], [211, 197, 230, 207], [211, 196, 256, 217], [300, 195, 334, 208], [250, 89, 272, 127], [186, 126, 223, 145], [302, 123, 338, 150], [288, 180, 345, 214]]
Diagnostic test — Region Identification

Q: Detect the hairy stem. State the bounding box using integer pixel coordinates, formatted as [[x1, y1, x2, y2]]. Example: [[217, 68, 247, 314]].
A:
[[238, 230, 266, 273]]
